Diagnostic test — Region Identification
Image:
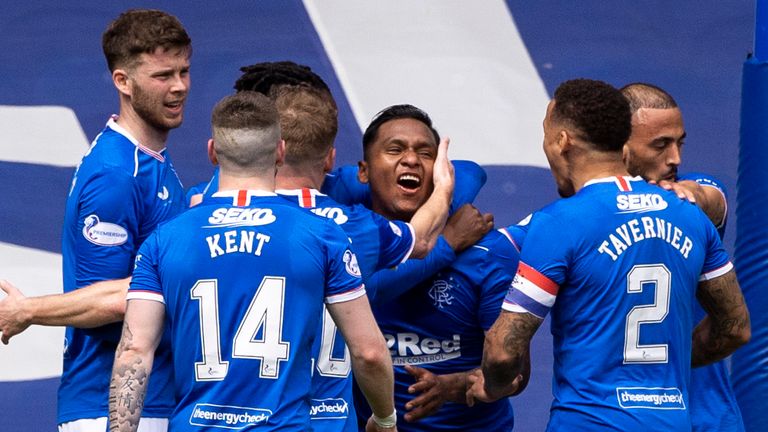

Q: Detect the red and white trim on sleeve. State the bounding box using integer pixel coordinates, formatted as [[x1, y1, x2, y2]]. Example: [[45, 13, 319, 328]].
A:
[[699, 261, 734, 281], [126, 290, 165, 304], [325, 284, 366, 304]]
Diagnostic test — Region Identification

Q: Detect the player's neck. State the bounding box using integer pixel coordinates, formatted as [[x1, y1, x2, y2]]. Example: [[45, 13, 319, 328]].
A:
[[275, 164, 325, 190], [218, 172, 276, 193], [573, 158, 629, 193], [116, 106, 170, 153]]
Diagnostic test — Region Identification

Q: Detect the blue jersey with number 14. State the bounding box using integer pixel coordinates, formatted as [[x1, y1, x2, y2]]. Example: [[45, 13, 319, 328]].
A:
[[129, 190, 365, 431], [504, 176, 731, 432]]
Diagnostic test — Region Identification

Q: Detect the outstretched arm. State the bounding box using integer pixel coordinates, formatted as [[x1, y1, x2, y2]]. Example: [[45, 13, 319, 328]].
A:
[[0, 278, 129, 344], [108, 299, 165, 432], [692, 269, 750, 367]]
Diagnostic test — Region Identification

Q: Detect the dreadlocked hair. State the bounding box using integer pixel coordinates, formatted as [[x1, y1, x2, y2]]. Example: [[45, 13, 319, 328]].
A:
[[234, 61, 331, 95]]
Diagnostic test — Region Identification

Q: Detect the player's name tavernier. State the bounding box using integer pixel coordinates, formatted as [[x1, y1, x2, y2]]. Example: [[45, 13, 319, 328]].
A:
[[597, 216, 693, 261]]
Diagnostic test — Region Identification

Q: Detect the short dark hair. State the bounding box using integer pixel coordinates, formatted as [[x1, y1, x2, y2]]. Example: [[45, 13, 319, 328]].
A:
[[552, 79, 631, 152], [102, 9, 191, 72], [211, 92, 280, 173], [234, 61, 331, 95], [362, 104, 440, 158], [620, 82, 678, 115], [273, 85, 338, 167]]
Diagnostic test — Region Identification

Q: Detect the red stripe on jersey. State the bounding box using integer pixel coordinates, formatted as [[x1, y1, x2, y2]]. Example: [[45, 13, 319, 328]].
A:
[[237, 190, 248, 206], [615, 176, 631, 191], [300, 188, 313, 208], [517, 262, 559, 295]]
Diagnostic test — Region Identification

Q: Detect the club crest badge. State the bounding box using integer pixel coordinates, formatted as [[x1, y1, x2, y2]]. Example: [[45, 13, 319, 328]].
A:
[[429, 276, 455, 309]]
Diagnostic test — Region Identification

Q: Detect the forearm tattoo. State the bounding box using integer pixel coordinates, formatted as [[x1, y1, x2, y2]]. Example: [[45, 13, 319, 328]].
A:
[[483, 313, 541, 398], [109, 323, 150, 432], [692, 271, 750, 366]]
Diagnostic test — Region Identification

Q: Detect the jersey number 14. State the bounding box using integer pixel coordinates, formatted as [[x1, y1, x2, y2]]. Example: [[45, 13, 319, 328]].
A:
[[191, 277, 291, 381]]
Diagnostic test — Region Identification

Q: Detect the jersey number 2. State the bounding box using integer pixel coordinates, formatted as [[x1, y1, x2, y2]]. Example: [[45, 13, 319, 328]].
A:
[[191, 277, 290, 381], [624, 264, 670, 364]]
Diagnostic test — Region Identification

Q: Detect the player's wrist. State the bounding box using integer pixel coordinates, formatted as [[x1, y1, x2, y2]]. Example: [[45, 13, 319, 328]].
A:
[[372, 409, 397, 429], [17, 296, 35, 326]]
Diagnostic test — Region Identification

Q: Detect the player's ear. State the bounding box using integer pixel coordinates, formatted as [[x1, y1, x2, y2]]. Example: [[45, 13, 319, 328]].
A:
[[207, 138, 218, 165], [112, 68, 131, 97], [558, 130, 572, 155], [275, 139, 286, 167], [323, 147, 336, 174], [622, 144, 630, 165], [357, 160, 370, 184]]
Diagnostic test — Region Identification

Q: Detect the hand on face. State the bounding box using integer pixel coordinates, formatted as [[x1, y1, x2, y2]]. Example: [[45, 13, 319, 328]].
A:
[[363, 118, 441, 220]]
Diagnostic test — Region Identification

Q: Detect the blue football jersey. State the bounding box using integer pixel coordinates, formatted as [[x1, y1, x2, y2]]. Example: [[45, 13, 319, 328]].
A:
[[59, 117, 185, 424], [504, 176, 732, 432], [357, 229, 519, 431], [278, 188, 414, 432], [128, 190, 365, 431], [676, 172, 743, 432]]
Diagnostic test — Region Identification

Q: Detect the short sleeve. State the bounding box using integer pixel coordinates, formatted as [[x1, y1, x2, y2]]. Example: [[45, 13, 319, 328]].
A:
[[128, 231, 164, 303], [477, 234, 520, 329], [74, 167, 142, 287], [322, 221, 366, 304], [502, 211, 569, 318], [699, 214, 733, 281]]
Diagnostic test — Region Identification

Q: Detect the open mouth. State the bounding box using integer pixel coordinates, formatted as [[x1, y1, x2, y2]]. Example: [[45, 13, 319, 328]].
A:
[[397, 173, 421, 192], [165, 100, 184, 112]]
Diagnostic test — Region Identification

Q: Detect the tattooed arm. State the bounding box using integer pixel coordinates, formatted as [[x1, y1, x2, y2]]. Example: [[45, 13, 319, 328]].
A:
[[109, 299, 165, 432], [466, 311, 540, 404], [692, 269, 750, 367]]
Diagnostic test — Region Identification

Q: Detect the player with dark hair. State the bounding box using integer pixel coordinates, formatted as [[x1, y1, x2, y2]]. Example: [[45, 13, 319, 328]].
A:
[[621, 82, 740, 432], [235, 60, 332, 95], [0, 9, 191, 432], [270, 85, 468, 432], [354, 104, 519, 431], [187, 61, 486, 210], [469, 79, 750, 431], [109, 91, 398, 432]]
